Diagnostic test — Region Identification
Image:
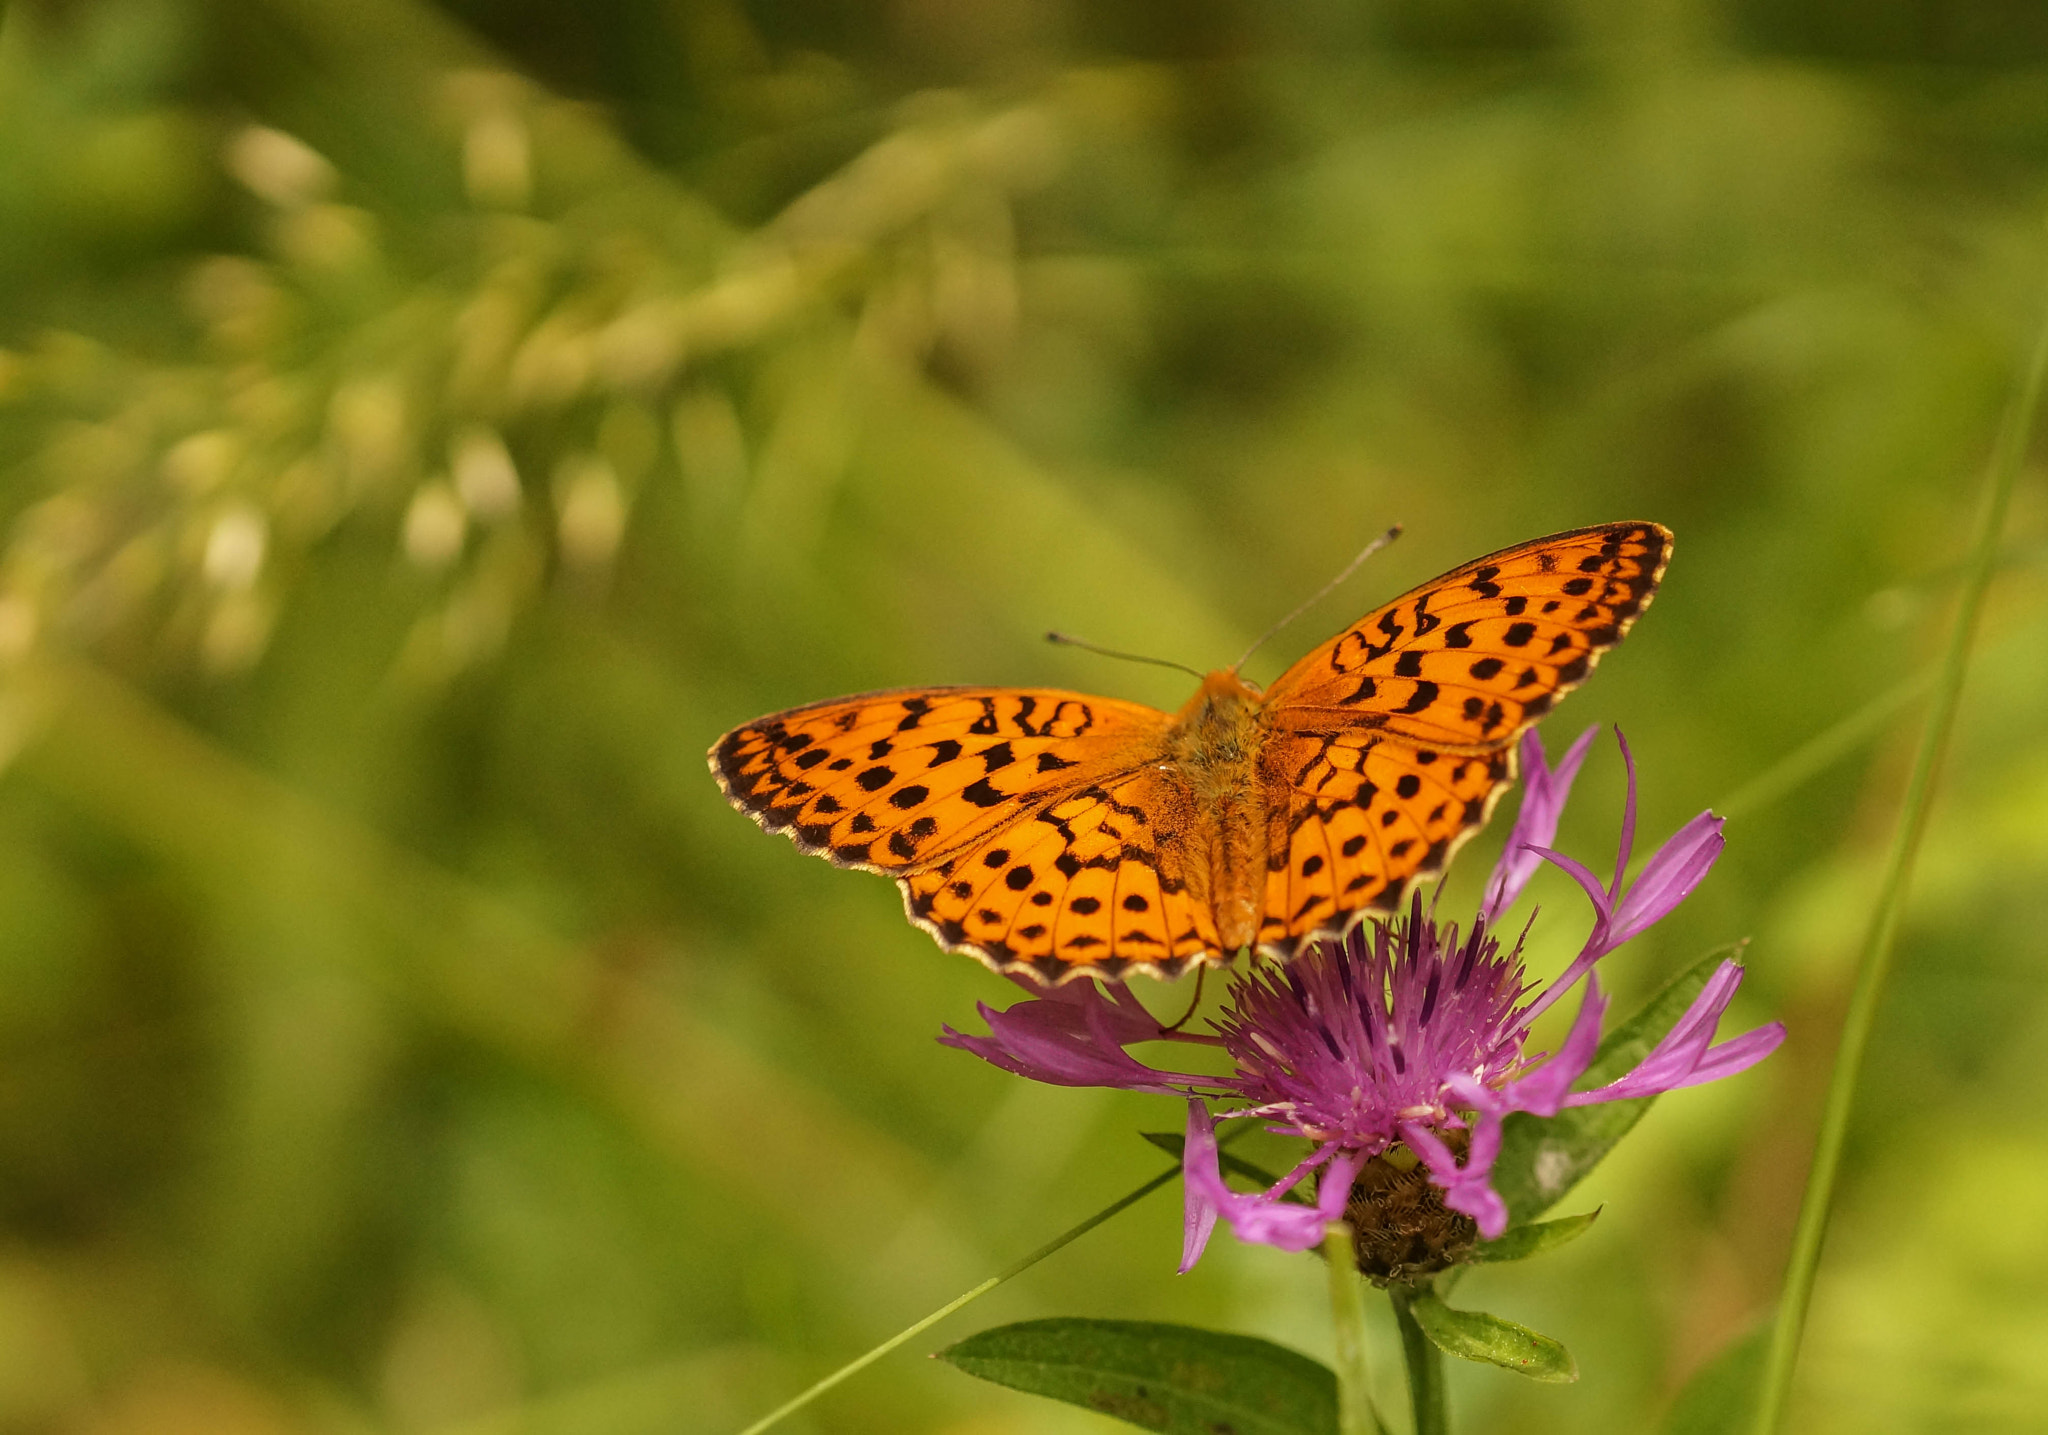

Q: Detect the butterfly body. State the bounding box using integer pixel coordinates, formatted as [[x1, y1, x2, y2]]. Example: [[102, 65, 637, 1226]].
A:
[[711, 522, 1670, 984], [1157, 669, 1269, 950]]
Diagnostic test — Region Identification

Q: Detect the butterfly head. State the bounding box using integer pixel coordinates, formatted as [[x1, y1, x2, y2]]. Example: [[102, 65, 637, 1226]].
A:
[[1164, 669, 1270, 788], [1176, 668, 1266, 730]]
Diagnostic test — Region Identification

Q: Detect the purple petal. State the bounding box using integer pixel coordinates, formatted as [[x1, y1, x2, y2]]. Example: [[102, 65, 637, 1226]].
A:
[[1180, 1118, 1360, 1264], [1314, 1147, 1368, 1222], [1011, 971, 1167, 1039], [1611, 727, 1640, 899], [1608, 812, 1725, 947], [1500, 974, 1609, 1116], [1179, 1101, 1223, 1272], [1184, 1173, 1337, 1255], [1443, 1174, 1509, 1240], [1526, 845, 1615, 925], [1564, 961, 1784, 1104], [1482, 727, 1598, 922], [1520, 811, 1724, 1026], [1666, 1023, 1786, 1085], [939, 985, 1191, 1094], [1404, 1118, 1510, 1240], [1515, 846, 1615, 1023], [1439, 1070, 1499, 1111]]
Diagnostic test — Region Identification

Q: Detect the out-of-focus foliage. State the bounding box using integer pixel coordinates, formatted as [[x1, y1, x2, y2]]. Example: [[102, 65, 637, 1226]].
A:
[[1, 1, 2046, 1432]]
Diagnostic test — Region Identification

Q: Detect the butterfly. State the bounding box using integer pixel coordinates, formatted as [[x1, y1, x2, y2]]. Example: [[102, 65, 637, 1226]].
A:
[[710, 522, 1670, 985]]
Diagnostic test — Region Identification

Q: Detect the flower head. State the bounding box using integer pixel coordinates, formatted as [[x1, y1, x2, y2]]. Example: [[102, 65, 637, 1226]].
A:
[[940, 727, 1784, 1272]]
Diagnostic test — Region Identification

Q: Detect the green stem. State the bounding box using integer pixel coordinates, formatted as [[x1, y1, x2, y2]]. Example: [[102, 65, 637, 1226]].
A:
[[1390, 1285, 1448, 1435], [1323, 1225, 1382, 1435], [1751, 290, 2048, 1434], [732, 1160, 1181, 1435]]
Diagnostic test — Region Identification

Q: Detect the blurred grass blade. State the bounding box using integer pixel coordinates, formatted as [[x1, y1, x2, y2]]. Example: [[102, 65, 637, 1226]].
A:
[[731, 1161, 1182, 1435], [1468, 1210, 1600, 1264], [939, 1317, 1339, 1435], [1715, 597, 2041, 823], [1752, 285, 2048, 1435], [1400, 1291, 1577, 1383], [1662, 1321, 1768, 1435], [1491, 944, 1743, 1225], [1714, 670, 1936, 821]]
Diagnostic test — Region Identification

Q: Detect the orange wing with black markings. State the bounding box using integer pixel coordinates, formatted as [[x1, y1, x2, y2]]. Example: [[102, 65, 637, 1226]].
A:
[[709, 522, 1671, 982], [899, 768, 1223, 982], [1247, 521, 1670, 959], [710, 687, 1170, 873], [1252, 733, 1513, 959], [1264, 523, 1670, 750], [712, 687, 1222, 982]]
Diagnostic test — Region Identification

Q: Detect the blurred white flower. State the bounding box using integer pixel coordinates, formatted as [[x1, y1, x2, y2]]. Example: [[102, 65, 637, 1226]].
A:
[[202, 506, 268, 591], [403, 484, 468, 569], [555, 456, 625, 568], [451, 428, 522, 521], [224, 126, 336, 209]]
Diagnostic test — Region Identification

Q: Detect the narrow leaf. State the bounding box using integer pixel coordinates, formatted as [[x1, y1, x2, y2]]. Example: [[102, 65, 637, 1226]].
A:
[[939, 1317, 1337, 1435], [1404, 1293, 1578, 1383], [1492, 943, 1744, 1224], [1469, 1210, 1600, 1264], [1660, 1320, 1767, 1435]]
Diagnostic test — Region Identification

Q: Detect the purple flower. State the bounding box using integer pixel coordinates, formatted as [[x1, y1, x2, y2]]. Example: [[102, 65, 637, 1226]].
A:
[[939, 727, 1784, 1268], [940, 973, 1198, 1096]]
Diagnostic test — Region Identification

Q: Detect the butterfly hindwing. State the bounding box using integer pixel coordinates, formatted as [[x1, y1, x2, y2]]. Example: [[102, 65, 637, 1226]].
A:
[[1264, 522, 1670, 752], [900, 768, 1220, 982], [1255, 733, 1515, 957], [712, 686, 1169, 874]]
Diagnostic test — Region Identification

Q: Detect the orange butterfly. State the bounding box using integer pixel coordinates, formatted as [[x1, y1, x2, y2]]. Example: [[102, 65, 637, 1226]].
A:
[[710, 523, 1670, 984]]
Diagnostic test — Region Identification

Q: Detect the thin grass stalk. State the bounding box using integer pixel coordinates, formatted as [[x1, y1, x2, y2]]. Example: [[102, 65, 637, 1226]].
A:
[[731, 1160, 1181, 1435], [1750, 287, 2048, 1433]]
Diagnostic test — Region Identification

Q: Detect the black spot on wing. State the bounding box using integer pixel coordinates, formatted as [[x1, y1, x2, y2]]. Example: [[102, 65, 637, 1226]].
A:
[[1395, 682, 1438, 715]]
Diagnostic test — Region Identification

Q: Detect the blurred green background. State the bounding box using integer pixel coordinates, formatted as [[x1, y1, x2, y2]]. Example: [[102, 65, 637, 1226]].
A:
[[2, 1, 2047, 1432]]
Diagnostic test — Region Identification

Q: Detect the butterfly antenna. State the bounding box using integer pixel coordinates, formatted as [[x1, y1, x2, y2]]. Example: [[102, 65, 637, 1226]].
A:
[[1231, 524, 1403, 673], [1045, 632, 1205, 681]]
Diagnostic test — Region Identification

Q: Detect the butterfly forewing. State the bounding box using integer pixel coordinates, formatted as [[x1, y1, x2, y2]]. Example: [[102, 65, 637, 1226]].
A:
[[712, 686, 1170, 874], [1264, 522, 1670, 752], [1246, 522, 1669, 954]]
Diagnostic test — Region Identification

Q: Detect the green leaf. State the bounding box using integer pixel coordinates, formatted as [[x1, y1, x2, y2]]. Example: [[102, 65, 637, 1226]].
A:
[[1659, 1320, 1767, 1435], [1404, 1292, 1578, 1383], [1468, 1210, 1600, 1264], [1492, 943, 1746, 1225], [938, 1317, 1337, 1435], [1140, 1131, 1296, 1195]]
